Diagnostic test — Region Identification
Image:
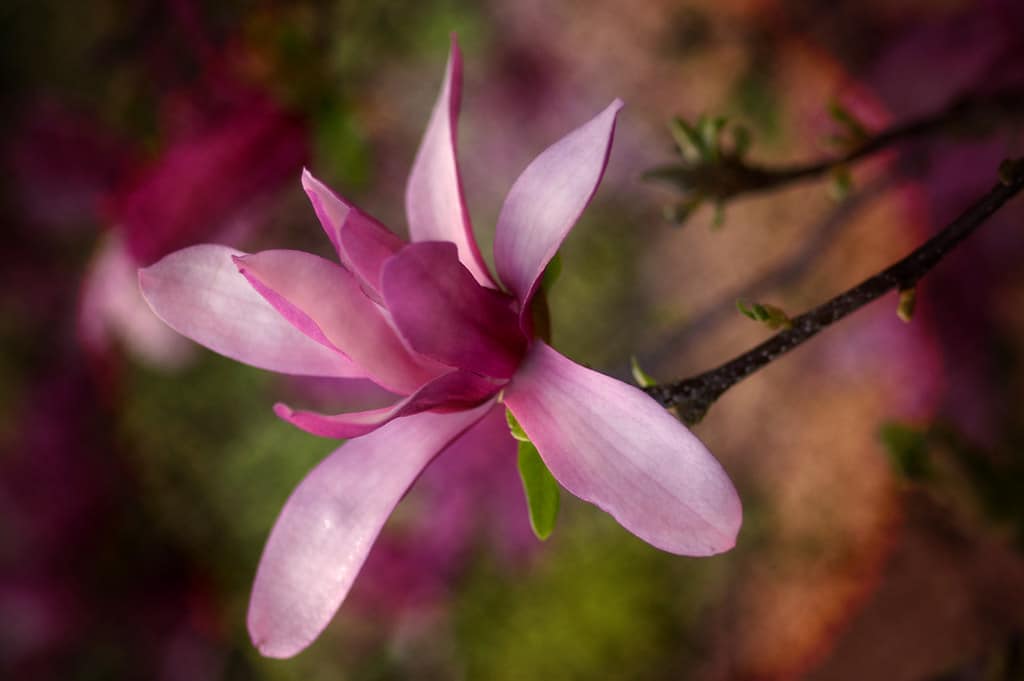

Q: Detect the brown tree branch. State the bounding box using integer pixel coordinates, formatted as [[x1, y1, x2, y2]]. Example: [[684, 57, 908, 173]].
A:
[[646, 89, 1024, 204], [644, 159, 1024, 425]]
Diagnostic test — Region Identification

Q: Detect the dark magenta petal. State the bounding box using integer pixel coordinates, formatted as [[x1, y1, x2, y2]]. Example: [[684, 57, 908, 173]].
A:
[[301, 169, 404, 301], [275, 369, 502, 439], [381, 242, 526, 379]]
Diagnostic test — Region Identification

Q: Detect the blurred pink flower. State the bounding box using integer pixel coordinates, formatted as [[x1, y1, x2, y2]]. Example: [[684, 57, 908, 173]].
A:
[[106, 98, 307, 268], [139, 38, 741, 658], [78, 97, 307, 368]]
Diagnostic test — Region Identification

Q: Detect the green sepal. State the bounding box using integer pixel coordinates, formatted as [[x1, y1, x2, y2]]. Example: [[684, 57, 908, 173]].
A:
[[630, 355, 657, 388], [506, 409, 561, 540], [517, 439, 561, 540], [505, 408, 530, 442]]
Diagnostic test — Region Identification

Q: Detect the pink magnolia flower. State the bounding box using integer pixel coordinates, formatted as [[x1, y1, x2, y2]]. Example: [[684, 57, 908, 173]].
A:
[[139, 39, 741, 658]]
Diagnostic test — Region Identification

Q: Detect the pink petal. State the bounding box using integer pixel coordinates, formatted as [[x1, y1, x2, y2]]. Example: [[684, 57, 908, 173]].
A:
[[404, 36, 494, 287], [494, 100, 623, 324], [234, 249, 442, 394], [139, 244, 360, 377], [247, 402, 494, 658], [275, 369, 501, 438], [503, 342, 742, 556], [381, 241, 526, 379], [301, 169, 404, 301]]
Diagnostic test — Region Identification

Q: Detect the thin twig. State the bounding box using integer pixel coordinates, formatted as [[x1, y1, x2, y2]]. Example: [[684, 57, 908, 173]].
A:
[[643, 172, 896, 367], [647, 90, 1024, 204], [644, 159, 1024, 425]]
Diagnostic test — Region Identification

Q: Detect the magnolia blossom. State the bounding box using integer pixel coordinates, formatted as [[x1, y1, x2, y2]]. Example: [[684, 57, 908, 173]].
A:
[[139, 39, 741, 658]]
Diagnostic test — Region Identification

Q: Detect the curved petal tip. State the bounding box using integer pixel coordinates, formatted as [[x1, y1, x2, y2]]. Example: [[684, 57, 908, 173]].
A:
[[494, 99, 624, 320], [246, 404, 494, 657]]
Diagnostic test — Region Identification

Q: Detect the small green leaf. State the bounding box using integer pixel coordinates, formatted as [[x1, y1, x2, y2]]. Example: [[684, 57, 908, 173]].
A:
[[828, 165, 853, 201], [897, 288, 916, 323], [697, 115, 727, 163], [736, 299, 768, 322], [630, 356, 657, 388], [736, 299, 792, 329], [517, 439, 561, 540], [669, 116, 704, 162]]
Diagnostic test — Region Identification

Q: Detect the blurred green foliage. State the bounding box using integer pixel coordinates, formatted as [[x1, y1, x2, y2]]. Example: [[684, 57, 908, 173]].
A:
[[454, 508, 730, 681], [119, 355, 328, 592], [548, 210, 646, 372]]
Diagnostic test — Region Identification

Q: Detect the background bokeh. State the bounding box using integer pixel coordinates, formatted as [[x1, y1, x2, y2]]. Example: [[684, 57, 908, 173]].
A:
[[3, 1, 1024, 679]]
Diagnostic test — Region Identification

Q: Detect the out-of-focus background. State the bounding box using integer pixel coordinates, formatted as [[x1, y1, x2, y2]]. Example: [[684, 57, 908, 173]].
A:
[[3, 1, 1024, 679]]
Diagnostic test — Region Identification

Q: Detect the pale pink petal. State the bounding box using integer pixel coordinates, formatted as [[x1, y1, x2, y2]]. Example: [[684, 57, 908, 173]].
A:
[[494, 100, 623, 323], [139, 244, 360, 377], [80, 236, 194, 368], [247, 402, 493, 658], [381, 241, 526, 379], [301, 169, 403, 301], [503, 342, 741, 556], [404, 37, 494, 287], [235, 249, 441, 394], [275, 369, 501, 438]]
